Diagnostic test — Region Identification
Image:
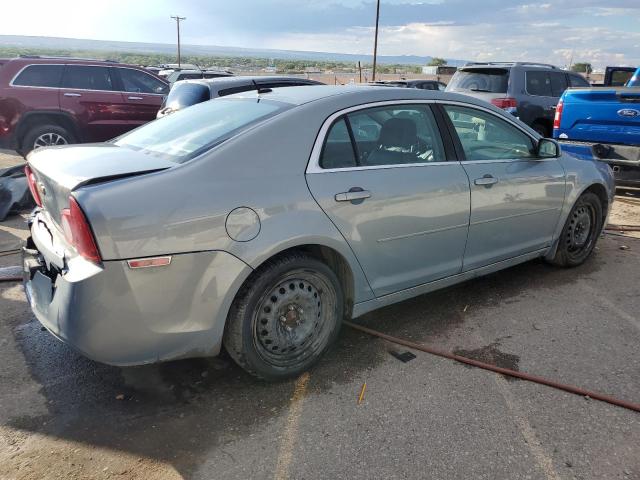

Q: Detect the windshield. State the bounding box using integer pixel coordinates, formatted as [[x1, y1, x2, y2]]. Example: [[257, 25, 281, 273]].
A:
[[114, 98, 289, 162], [446, 68, 510, 93]]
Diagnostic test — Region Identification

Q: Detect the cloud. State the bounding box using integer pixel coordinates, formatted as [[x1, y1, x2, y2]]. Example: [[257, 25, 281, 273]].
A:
[[2, 0, 638, 68]]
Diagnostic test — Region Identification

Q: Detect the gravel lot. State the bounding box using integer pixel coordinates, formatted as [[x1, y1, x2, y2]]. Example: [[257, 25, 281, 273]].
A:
[[0, 147, 639, 480]]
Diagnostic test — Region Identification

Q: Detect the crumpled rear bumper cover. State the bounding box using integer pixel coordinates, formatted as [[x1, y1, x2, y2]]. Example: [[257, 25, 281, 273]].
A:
[[22, 235, 253, 366]]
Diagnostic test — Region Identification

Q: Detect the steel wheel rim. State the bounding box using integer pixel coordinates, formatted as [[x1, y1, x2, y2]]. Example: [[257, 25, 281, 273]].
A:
[[252, 269, 337, 368], [566, 203, 595, 257], [33, 133, 68, 150]]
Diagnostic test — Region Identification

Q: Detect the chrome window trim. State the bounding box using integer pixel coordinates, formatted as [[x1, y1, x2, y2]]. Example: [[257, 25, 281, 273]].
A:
[[306, 99, 454, 174], [9, 63, 166, 96]]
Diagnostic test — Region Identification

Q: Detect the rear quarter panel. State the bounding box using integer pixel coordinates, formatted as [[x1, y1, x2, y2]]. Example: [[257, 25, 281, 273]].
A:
[[77, 100, 377, 307]]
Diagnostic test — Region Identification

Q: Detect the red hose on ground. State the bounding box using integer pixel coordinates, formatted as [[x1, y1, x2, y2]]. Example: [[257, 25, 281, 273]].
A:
[[345, 320, 640, 413], [0, 277, 22, 283]]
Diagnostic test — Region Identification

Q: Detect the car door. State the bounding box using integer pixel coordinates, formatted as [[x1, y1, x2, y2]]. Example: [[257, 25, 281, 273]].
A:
[[114, 67, 169, 128], [306, 102, 471, 297], [59, 64, 130, 142], [441, 103, 565, 271]]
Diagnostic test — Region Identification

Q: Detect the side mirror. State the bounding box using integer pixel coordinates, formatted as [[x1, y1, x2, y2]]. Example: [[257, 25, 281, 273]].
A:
[[537, 138, 560, 158]]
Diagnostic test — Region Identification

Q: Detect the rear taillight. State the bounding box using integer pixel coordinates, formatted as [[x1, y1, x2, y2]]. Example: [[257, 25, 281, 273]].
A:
[[61, 197, 101, 264], [24, 165, 42, 207], [491, 97, 518, 109], [553, 99, 564, 130]]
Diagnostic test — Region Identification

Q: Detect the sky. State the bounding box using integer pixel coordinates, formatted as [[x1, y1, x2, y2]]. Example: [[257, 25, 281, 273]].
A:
[[3, 0, 640, 68]]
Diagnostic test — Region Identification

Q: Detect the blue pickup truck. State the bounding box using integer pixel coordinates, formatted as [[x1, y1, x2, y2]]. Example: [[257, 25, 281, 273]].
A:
[[553, 67, 640, 187]]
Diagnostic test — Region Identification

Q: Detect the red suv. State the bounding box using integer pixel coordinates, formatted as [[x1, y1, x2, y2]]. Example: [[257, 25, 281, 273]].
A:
[[0, 56, 169, 155]]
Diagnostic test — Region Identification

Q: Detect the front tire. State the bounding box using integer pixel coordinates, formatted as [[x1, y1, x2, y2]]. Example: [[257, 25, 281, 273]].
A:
[[549, 192, 602, 267], [224, 253, 343, 380]]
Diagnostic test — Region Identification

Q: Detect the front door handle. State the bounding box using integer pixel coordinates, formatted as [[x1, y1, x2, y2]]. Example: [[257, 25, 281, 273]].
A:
[[335, 188, 371, 202], [474, 175, 498, 187], [63, 92, 82, 97], [128, 96, 144, 100]]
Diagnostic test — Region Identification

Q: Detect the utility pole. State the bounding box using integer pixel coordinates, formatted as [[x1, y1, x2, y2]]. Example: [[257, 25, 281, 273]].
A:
[[170, 15, 186, 68], [372, 0, 380, 81]]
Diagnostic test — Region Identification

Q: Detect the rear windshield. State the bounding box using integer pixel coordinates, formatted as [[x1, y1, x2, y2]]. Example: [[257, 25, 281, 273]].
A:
[[628, 72, 640, 87], [163, 82, 211, 109], [114, 98, 289, 162], [446, 68, 509, 93]]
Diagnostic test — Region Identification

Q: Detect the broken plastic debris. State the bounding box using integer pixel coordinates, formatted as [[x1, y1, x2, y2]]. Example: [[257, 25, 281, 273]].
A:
[[389, 350, 417, 363]]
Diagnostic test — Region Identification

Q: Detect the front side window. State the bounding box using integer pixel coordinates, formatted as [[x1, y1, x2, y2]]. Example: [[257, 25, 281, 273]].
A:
[[444, 105, 535, 161], [119, 68, 168, 94], [319, 104, 446, 169], [61, 65, 114, 91], [114, 98, 288, 162], [526, 71, 552, 96], [13, 64, 64, 87]]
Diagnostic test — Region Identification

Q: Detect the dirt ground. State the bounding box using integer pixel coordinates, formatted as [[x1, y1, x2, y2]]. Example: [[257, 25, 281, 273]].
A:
[[0, 148, 639, 480]]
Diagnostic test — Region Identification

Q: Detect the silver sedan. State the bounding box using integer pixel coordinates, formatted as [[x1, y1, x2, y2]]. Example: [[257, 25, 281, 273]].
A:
[[23, 86, 614, 379]]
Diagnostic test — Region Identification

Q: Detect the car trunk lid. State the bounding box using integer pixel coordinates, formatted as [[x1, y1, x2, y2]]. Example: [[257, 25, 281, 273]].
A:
[[27, 144, 174, 226]]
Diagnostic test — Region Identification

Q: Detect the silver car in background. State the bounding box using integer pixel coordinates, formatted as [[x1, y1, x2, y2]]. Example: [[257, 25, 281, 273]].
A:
[[23, 86, 614, 380]]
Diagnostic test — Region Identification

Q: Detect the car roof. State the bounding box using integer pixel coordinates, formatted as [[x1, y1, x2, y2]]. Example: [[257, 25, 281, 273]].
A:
[[228, 84, 491, 108]]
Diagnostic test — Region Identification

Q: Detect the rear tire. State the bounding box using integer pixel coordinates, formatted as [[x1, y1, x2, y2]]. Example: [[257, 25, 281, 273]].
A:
[[21, 124, 76, 157], [223, 253, 343, 380], [548, 192, 602, 267]]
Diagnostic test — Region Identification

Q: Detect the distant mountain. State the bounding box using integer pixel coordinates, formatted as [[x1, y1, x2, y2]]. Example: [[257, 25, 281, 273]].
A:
[[0, 35, 467, 66]]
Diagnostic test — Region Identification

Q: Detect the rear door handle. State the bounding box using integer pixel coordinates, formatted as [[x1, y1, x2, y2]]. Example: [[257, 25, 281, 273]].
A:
[[63, 92, 82, 97], [128, 96, 144, 100], [335, 189, 371, 202], [474, 175, 498, 186]]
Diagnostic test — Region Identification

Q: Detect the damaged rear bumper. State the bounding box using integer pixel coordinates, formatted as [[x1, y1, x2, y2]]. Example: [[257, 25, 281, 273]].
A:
[[22, 215, 253, 366]]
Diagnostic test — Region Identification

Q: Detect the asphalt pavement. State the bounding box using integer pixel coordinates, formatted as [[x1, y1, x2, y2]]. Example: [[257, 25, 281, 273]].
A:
[[0, 167, 638, 479]]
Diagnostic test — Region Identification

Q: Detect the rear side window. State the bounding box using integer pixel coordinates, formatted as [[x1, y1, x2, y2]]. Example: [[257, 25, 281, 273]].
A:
[[320, 118, 357, 169], [12, 64, 63, 87], [526, 71, 552, 96], [165, 82, 210, 109], [610, 71, 633, 87], [320, 104, 446, 169], [549, 72, 568, 97], [118, 68, 168, 94], [447, 68, 509, 93], [569, 74, 590, 87], [61, 65, 114, 91]]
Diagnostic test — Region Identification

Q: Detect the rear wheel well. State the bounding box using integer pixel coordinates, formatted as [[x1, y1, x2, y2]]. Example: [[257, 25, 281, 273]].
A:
[[583, 183, 609, 225], [17, 113, 79, 149], [250, 245, 355, 320]]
